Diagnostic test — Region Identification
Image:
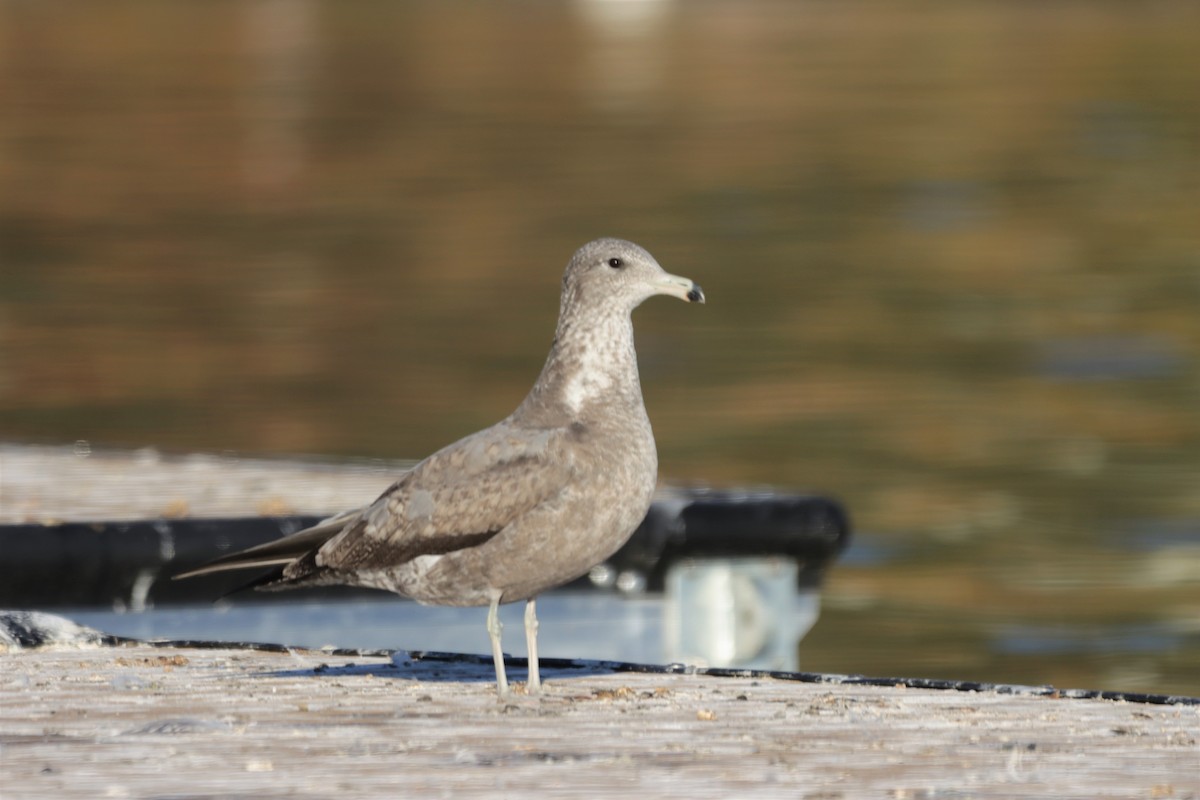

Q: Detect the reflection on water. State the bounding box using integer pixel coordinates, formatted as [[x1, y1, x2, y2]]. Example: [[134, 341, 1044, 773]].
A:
[[2, 2, 1198, 696]]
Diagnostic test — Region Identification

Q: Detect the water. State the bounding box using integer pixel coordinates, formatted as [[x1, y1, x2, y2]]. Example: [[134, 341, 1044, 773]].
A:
[[2, 1, 1198, 696]]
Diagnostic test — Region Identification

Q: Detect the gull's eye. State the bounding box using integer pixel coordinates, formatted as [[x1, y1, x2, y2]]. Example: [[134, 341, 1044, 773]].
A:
[[608, 257, 624, 269]]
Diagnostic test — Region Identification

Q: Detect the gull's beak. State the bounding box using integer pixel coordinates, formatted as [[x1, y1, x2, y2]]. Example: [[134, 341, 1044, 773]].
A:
[[655, 272, 706, 304]]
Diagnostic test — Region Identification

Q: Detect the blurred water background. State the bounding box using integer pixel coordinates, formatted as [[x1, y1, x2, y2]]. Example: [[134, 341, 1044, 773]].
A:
[[1, 1, 1197, 696]]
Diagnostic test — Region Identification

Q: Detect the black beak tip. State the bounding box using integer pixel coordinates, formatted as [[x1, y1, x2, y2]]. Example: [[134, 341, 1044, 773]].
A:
[[687, 285, 706, 304]]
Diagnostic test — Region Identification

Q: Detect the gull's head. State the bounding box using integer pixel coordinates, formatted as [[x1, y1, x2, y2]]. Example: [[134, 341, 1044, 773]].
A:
[[561, 238, 705, 314]]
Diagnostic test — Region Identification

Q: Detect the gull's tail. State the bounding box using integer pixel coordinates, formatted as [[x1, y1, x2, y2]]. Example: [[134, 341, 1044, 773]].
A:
[[172, 507, 361, 581]]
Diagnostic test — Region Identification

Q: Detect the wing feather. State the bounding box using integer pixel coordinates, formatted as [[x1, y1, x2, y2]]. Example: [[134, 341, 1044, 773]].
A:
[[172, 507, 364, 579], [314, 424, 574, 572], [175, 421, 576, 589]]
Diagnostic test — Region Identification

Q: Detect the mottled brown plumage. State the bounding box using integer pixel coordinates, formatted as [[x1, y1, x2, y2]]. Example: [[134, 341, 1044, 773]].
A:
[[177, 238, 704, 695]]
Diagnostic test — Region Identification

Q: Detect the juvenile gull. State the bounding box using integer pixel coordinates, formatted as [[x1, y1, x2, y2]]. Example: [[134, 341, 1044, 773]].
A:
[[176, 238, 704, 695]]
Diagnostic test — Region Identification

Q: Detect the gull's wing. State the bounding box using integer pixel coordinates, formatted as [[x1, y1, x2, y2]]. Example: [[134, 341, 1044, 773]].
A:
[[312, 423, 572, 573], [175, 421, 575, 587], [172, 507, 364, 579]]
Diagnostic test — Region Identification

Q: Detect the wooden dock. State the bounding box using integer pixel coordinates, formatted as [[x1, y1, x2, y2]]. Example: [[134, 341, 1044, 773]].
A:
[[3, 637, 1196, 799], [2, 444, 1196, 796]]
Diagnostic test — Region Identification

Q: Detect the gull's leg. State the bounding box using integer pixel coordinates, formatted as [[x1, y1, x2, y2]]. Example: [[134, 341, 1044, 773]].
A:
[[524, 596, 541, 694], [486, 590, 508, 697]]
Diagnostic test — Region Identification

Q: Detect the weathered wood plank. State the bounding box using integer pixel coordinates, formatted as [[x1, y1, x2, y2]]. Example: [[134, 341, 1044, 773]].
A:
[[0, 443, 403, 524], [2, 641, 1196, 799]]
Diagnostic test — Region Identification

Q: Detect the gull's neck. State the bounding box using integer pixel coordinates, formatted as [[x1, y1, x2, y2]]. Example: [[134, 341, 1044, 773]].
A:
[[516, 298, 645, 423]]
